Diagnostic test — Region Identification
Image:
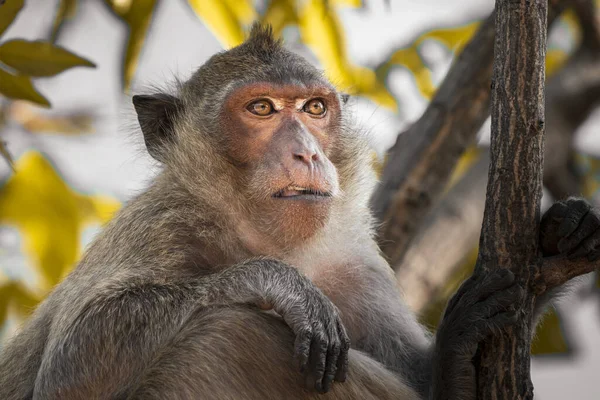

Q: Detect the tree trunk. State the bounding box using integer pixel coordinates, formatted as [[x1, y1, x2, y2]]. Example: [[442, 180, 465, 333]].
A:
[[371, 0, 568, 271], [474, 1, 547, 398], [398, 0, 600, 316]]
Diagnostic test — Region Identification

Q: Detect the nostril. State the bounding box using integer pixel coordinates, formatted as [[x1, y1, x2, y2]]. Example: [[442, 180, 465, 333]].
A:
[[293, 151, 318, 165]]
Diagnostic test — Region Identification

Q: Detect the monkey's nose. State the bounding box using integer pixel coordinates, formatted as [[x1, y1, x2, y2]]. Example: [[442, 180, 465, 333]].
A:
[[292, 148, 319, 166]]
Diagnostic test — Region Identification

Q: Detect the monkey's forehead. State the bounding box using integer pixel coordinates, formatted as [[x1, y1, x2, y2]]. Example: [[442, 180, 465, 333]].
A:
[[224, 80, 336, 99], [182, 47, 336, 103]]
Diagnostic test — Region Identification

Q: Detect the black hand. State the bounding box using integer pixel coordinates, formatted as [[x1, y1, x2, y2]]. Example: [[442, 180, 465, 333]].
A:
[[273, 279, 350, 393], [432, 269, 524, 400], [540, 197, 600, 260]]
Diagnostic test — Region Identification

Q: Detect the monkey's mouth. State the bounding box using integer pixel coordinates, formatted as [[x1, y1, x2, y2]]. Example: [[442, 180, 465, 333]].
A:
[[272, 185, 332, 199]]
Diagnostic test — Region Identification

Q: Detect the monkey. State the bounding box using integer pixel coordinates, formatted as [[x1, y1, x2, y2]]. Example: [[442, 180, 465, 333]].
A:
[[1, 24, 599, 400]]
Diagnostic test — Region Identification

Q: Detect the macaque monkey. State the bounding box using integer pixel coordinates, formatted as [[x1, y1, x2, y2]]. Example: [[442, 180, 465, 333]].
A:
[[1, 24, 598, 400]]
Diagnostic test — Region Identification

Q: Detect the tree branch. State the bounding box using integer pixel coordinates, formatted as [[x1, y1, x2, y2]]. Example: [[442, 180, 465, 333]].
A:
[[371, 0, 568, 270], [400, 4, 600, 311], [474, 0, 547, 397], [396, 153, 488, 312], [535, 256, 599, 294]]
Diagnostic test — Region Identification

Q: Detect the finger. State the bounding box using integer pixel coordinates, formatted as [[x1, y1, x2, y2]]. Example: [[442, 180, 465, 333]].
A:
[[542, 201, 569, 221], [294, 327, 312, 373], [470, 311, 518, 343], [321, 335, 340, 393], [474, 269, 515, 302], [557, 199, 591, 238], [588, 249, 600, 262], [334, 320, 350, 382], [475, 284, 524, 317], [568, 228, 600, 259], [558, 211, 600, 254], [311, 330, 328, 393], [445, 275, 478, 315]]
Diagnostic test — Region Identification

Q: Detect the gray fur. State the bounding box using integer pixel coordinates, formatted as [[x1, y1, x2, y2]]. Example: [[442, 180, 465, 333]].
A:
[[0, 23, 584, 400]]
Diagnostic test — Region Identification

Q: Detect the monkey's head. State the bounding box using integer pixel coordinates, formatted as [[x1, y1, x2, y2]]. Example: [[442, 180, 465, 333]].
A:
[[133, 24, 372, 248]]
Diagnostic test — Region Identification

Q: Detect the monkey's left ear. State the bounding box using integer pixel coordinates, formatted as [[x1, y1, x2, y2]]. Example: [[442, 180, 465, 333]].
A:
[[340, 93, 350, 105], [132, 93, 182, 163]]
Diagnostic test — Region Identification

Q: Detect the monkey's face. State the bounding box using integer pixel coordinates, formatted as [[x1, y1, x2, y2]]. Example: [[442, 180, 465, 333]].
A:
[[221, 82, 342, 242]]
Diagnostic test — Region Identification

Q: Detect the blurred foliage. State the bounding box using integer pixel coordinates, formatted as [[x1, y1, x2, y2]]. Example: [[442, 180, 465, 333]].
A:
[[0, 0, 96, 168], [50, 0, 78, 42], [104, 0, 157, 90], [0, 0, 95, 108], [0, 0, 599, 361], [0, 151, 119, 324]]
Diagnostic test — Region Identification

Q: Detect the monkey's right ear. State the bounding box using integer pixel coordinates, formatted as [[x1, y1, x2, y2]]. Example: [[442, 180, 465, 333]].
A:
[[132, 93, 182, 162]]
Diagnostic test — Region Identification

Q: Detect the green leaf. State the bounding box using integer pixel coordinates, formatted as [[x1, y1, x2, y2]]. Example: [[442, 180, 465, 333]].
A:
[[0, 39, 95, 77], [105, 0, 157, 90], [0, 68, 50, 107], [0, 0, 24, 37]]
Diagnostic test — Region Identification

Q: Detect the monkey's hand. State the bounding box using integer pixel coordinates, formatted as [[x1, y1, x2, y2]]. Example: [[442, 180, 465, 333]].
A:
[[270, 273, 350, 394], [540, 197, 600, 260], [207, 260, 350, 393], [430, 269, 524, 400]]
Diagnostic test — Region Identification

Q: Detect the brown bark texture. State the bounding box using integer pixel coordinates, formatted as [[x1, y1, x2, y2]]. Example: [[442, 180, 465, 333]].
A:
[[474, 1, 547, 398], [371, 0, 567, 270], [398, 0, 600, 314]]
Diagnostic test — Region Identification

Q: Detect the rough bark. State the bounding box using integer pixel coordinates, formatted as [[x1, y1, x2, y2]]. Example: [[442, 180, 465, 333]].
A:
[[371, 0, 568, 270], [474, 1, 547, 398], [400, 23, 600, 312]]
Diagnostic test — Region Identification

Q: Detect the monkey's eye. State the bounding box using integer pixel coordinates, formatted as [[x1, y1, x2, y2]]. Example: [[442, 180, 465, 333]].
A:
[[303, 99, 326, 116], [247, 99, 274, 116]]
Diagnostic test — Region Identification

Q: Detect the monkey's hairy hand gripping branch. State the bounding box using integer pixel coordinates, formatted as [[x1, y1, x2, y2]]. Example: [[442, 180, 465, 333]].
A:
[[0, 24, 596, 400]]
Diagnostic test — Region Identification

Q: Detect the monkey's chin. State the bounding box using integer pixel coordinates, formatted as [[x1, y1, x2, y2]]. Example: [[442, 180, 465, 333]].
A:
[[259, 198, 332, 244]]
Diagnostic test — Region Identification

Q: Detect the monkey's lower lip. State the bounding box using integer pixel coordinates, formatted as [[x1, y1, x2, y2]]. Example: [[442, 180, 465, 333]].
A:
[[272, 186, 332, 199]]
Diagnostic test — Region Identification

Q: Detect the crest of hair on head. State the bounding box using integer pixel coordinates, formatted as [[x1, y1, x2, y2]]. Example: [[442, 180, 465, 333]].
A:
[[244, 23, 283, 56]]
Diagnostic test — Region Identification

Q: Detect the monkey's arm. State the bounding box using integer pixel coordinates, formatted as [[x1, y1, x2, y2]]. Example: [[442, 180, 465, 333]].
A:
[[535, 197, 600, 318], [32, 259, 348, 399], [0, 306, 51, 400]]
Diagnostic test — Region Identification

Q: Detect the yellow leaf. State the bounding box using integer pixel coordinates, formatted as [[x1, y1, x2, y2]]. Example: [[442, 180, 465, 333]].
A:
[[0, 39, 95, 77], [379, 22, 480, 101], [51, 0, 78, 41], [575, 153, 600, 199], [331, 0, 362, 6], [105, 0, 157, 89], [0, 282, 44, 335], [188, 0, 255, 48], [546, 48, 569, 76], [0, 151, 121, 289], [297, 0, 396, 109], [260, 0, 297, 37], [383, 47, 436, 100], [418, 22, 480, 54], [445, 147, 482, 191], [419, 248, 478, 330], [224, 0, 256, 25], [0, 0, 24, 37], [531, 308, 569, 355], [0, 68, 50, 107]]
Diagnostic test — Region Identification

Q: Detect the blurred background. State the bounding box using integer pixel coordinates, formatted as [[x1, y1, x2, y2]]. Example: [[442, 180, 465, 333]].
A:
[[0, 0, 599, 398]]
